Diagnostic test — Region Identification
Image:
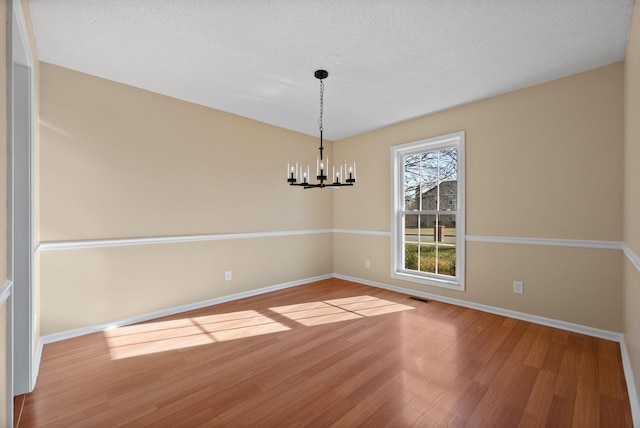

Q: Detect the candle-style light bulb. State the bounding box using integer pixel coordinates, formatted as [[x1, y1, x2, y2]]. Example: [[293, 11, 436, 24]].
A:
[[287, 163, 296, 183]]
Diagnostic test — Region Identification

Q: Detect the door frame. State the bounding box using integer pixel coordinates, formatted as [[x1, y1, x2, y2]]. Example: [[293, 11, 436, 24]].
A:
[[7, 0, 36, 411]]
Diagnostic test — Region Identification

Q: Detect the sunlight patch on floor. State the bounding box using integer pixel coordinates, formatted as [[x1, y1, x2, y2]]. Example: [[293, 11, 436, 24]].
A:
[[270, 295, 414, 326], [104, 296, 413, 360], [104, 310, 289, 359]]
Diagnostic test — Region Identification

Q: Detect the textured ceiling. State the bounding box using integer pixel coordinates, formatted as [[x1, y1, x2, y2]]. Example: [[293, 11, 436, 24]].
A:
[[28, 0, 634, 140]]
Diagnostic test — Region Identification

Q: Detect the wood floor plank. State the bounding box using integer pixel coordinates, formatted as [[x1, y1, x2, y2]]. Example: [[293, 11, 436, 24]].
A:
[[16, 278, 632, 427], [437, 380, 489, 426], [518, 368, 559, 427], [599, 392, 633, 428], [599, 339, 628, 400], [573, 337, 601, 427]]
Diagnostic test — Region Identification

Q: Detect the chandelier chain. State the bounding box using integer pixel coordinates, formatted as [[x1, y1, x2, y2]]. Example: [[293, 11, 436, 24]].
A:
[[319, 80, 324, 132]]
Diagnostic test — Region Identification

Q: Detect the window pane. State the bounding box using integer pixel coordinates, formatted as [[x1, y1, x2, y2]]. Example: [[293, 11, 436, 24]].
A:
[[437, 148, 458, 182], [438, 214, 456, 243], [418, 214, 436, 245], [422, 152, 438, 211], [403, 155, 420, 210], [437, 148, 457, 212], [416, 214, 435, 274], [419, 244, 437, 274], [423, 151, 439, 183], [404, 214, 419, 271], [404, 214, 419, 237], [436, 214, 456, 277]]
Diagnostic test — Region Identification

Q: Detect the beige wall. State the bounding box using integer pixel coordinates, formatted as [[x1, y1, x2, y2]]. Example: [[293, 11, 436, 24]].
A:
[[41, 235, 332, 334], [624, 0, 640, 405], [39, 63, 335, 334], [334, 63, 624, 331], [40, 63, 334, 239]]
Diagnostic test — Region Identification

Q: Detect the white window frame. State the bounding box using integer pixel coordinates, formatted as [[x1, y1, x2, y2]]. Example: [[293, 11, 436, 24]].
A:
[[390, 131, 465, 291]]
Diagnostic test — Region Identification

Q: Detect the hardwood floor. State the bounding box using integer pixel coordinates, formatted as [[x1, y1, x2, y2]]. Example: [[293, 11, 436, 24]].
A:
[[17, 279, 632, 427]]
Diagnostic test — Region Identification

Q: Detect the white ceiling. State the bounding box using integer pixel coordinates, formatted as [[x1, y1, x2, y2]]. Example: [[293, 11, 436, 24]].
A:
[[28, 0, 634, 141]]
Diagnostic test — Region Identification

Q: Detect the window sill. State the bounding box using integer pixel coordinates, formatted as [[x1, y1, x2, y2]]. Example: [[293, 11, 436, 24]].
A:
[[392, 270, 465, 291]]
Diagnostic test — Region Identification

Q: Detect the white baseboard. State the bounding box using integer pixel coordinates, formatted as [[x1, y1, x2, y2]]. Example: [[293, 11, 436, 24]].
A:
[[619, 338, 640, 427], [40, 274, 331, 345], [333, 273, 623, 341], [33, 337, 43, 391]]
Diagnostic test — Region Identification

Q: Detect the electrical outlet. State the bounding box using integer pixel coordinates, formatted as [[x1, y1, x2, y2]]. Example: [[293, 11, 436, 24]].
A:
[[365, 259, 371, 268], [225, 271, 232, 281], [513, 281, 524, 294]]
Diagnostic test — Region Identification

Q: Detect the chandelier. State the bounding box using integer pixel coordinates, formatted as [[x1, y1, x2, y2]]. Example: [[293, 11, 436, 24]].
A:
[[287, 70, 356, 189]]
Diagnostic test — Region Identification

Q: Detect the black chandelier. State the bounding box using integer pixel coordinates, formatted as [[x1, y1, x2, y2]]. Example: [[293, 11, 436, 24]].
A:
[[287, 70, 356, 189]]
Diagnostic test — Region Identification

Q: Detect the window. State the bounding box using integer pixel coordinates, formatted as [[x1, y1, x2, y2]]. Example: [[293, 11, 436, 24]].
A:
[[391, 131, 465, 291]]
